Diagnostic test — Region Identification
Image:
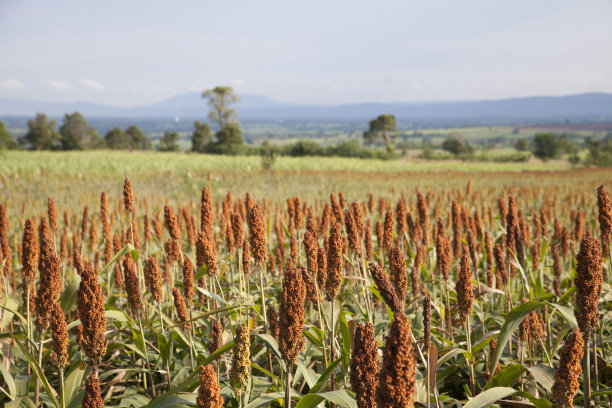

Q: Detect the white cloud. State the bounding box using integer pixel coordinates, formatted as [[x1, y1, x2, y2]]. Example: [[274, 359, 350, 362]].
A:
[[131, 82, 176, 95], [47, 79, 73, 91], [0, 77, 25, 90], [232, 78, 243, 87], [80, 78, 104, 92], [189, 81, 210, 92]]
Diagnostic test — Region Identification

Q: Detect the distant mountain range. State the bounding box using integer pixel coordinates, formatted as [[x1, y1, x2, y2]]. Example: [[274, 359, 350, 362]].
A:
[[1, 92, 612, 124]]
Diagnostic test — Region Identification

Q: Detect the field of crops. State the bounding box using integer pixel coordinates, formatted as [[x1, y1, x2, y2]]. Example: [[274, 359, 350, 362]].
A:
[[0, 152, 611, 408]]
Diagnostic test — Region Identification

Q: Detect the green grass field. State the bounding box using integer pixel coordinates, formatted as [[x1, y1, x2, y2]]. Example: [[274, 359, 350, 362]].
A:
[[0, 150, 573, 175], [2, 150, 606, 219]]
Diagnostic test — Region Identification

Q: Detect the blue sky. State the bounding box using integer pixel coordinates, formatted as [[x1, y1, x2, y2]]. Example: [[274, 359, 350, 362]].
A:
[[0, 0, 611, 106]]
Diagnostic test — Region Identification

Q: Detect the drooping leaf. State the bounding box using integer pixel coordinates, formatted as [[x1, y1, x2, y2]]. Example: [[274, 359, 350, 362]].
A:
[[482, 364, 525, 391], [490, 301, 545, 373], [547, 302, 578, 329], [463, 386, 517, 408], [101, 244, 134, 274], [527, 365, 555, 393], [295, 389, 357, 408], [0, 363, 16, 400], [244, 392, 284, 408], [63, 360, 87, 406]]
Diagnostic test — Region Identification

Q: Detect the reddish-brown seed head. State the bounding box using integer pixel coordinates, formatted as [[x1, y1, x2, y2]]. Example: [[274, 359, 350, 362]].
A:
[[77, 266, 108, 367], [197, 364, 224, 408], [36, 235, 61, 329], [200, 186, 214, 239], [122, 256, 142, 311], [209, 318, 223, 354], [435, 220, 451, 282], [49, 302, 69, 369], [344, 209, 361, 255], [47, 197, 58, 233], [456, 249, 474, 325], [279, 264, 306, 364], [423, 295, 431, 352], [82, 371, 104, 408], [369, 262, 402, 314], [183, 257, 194, 306], [248, 204, 267, 265], [551, 329, 584, 408], [164, 205, 181, 241], [172, 287, 191, 331], [196, 230, 218, 276], [123, 177, 134, 213], [144, 256, 163, 303], [376, 312, 416, 408], [267, 305, 280, 340], [597, 185, 612, 258], [21, 218, 39, 284], [389, 246, 407, 301], [574, 233, 603, 335], [382, 209, 394, 250], [325, 223, 343, 300], [350, 322, 380, 408]]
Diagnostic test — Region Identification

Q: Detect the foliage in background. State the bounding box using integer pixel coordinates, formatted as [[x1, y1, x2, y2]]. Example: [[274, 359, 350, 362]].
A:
[[158, 131, 180, 151], [363, 113, 398, 152], [0, 119, 18, 150], [191, 121, 212, 153]]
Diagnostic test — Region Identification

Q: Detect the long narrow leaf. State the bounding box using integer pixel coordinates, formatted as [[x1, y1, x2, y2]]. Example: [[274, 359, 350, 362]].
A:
[[490, 301, 545, 372]]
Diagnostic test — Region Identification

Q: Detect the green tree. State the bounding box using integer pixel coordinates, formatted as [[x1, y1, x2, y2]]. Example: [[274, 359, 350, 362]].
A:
[[84, 127, 105, 149], [0, 119, 17, 150], [191, 121, 212, 152], [20, 113, 60, 150], [532, 132, 561, 160], [441, 134, 472, 155], [559, 134, 579, 155], [202, 86, 240, 130], [59, 112, 102, 150], [125, 125, 152, 150], [586, 136, 612, 166], [514, 139, 531, 151], [363, 114, 398, 152], [260, 139, 278, 170], [215, 122, 243, 145], [105, 127, 130, 150], [158, 131, 180, 151]]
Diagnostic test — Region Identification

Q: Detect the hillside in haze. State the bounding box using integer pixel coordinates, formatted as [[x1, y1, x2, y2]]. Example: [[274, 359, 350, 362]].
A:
[[1, 92, 612, 125]]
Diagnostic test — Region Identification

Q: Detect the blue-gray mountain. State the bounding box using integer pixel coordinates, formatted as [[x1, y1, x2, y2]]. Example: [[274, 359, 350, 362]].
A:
[[1, 93, 611, 124]]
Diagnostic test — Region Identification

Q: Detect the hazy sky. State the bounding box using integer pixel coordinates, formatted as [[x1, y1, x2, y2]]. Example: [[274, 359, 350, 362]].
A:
[[1, 0, 611, 106]]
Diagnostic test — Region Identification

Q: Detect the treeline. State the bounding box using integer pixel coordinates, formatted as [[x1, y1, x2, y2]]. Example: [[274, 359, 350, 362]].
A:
[[260, 139, 394, 159], [0, 113, 192, 152]]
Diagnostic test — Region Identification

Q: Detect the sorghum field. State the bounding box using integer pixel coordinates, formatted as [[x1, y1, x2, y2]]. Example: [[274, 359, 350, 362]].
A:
[[0, 151, 611, 408]]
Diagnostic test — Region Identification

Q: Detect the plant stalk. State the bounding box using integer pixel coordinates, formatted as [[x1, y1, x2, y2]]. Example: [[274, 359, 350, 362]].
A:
[[284, 363, 293, 408], [584, 336, 591, 408]]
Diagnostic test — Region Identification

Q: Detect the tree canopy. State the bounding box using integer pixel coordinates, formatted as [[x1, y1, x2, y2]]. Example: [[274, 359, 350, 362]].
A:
[[0, 119, 17, 150], [202, 86, 240, 130], [215, 122, 243, 145], [158, 131, 180, 151], [200, 86, 244, 153], [191, 121, 212, 152], [363, 114, 398, 152], [20, 113, 60, 150], [104, 125, 151, 150], [105, 127, 130, 150], [59, 112, 103, 150], [532, 132, 561, 160], [125, 125, 152, 150], [441, 133, 473, 155]]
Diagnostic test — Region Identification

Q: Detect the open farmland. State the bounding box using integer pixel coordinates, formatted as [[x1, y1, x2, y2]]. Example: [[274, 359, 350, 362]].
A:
[[0, 150, 611, 408]]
